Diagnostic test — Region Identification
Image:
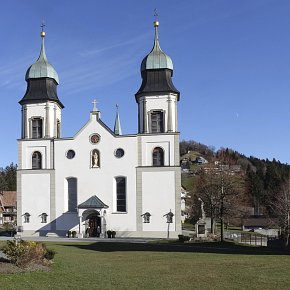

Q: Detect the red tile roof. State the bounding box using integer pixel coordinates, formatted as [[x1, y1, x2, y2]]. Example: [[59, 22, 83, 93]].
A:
[[0, 191, 16, 207]]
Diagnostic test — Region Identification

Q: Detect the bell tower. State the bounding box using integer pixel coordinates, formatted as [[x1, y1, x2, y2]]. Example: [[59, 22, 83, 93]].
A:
[[135, 18, 182, 237], [19, 26, 64, 140], [135, 19, 180, 134]]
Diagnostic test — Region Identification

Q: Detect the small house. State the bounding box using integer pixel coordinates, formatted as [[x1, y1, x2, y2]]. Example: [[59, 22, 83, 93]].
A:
[[242, 217, 280, 237], [0, 191, 17, 225]]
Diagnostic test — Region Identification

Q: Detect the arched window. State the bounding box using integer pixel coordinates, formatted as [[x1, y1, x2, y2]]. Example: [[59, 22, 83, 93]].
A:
[[153, 147, 164, 166], [31, 118, 43, 138], [32, 151, 42, 169], [151, 111, 164, 133], [56, 120, 61, 138], [67, 178, 77, 212], [116, 177, 126, 212]]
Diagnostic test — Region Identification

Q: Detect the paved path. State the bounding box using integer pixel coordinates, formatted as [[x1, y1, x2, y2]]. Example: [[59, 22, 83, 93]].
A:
[[0, 236, 165, 243]]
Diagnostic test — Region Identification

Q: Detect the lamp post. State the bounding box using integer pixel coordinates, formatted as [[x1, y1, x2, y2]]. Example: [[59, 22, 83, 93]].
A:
[[164, 210, 174, 239]]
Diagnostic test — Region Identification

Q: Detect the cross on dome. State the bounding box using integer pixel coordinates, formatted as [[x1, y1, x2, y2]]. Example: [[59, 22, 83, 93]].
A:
[[154, 9, 158, 20], [41, 21, 45, 32], [40, 21, 46, 37], [154, 9, 159, 27], [92, 99, 98, 112]]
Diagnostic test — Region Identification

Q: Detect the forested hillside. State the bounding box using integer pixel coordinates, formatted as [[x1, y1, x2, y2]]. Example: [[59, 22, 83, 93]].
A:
[[180, 140, 290, 218]]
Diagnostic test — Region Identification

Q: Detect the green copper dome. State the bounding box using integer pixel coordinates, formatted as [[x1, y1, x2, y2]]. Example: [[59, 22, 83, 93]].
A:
[[25, 32, 59, 84], [141, 21, 173, 72]]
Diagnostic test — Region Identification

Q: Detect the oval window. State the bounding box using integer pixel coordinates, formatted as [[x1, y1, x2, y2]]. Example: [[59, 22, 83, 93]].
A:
[[115, 148, 125, 158], [66, 150, 76, 159]]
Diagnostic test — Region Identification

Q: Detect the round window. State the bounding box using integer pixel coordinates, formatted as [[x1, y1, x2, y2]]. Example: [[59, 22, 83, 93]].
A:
[[66, 150, 75, 159], [90, 134, 100, 144], [115, 148, 125, 158]]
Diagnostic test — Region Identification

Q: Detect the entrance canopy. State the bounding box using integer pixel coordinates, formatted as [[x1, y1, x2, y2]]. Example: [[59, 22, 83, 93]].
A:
[[77, 195, 108, 238], [78, 195, 108, 210]]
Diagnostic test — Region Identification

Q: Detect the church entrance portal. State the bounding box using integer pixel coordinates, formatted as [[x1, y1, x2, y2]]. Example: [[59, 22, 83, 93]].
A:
[[86, 214, 101, 237]]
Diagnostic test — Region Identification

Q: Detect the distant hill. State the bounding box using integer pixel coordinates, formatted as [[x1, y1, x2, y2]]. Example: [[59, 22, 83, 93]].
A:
[[180, 140, 290, 216]]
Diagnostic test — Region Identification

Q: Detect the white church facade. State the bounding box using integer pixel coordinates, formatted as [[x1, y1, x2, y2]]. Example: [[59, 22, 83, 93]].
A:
[[17, 21, 182, 238]]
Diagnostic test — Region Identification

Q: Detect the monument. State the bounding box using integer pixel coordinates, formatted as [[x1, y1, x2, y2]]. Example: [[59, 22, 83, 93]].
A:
[[196, 198, 208, 238]]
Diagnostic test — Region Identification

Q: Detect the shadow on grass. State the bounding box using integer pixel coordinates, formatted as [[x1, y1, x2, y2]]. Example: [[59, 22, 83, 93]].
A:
[[59, 241, 290, 256]]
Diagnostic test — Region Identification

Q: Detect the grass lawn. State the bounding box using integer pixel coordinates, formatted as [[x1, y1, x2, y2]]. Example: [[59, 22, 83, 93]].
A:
[[1, 241, 290, 290]]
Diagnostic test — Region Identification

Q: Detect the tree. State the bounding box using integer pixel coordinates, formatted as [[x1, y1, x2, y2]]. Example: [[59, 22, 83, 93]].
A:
[[218, 172, 244, 241], [270, 181, 290, 248], [0, 171, 8, 193], [194, 167, 244, 241], [0, 163, 17, 191], [194, 170, 219, 234]]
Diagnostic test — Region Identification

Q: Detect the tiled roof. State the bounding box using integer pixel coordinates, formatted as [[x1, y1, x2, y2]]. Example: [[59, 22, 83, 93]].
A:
[[78, 195, 108, 209], [0, 191, 16, 207], [243, 218, 279, 228]]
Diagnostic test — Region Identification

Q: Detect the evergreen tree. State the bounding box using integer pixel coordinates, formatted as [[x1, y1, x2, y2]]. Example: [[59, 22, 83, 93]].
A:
[[0, 163, 17, 191]]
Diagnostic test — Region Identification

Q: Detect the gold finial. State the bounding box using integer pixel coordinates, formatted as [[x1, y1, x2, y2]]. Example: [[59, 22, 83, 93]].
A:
[[153, 9, 159, 27], [40, 21, 46, 37]]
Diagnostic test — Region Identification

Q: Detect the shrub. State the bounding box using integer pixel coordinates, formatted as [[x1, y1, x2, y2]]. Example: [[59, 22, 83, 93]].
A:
[[2, 238, 56, 267], [3, 222, 14, 231], [44, 248, 56, 260], [72, 231, 77, 238], [2, 240, 26, 263], [178, 235, 190, 243]]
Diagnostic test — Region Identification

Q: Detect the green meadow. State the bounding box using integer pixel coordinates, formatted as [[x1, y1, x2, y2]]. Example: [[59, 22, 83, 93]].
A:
[[1, 241, 290, 290]]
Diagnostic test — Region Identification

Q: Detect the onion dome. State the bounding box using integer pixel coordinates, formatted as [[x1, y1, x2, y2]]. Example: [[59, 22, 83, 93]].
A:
[[20, 29, 63, 108], [25, 31, 59, 84], [141, 21, 173, 72], [135, 21, 179, 101]]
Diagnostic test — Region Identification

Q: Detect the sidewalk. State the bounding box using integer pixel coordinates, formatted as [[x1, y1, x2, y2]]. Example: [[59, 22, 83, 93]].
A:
[[0, 236, 164, 243]]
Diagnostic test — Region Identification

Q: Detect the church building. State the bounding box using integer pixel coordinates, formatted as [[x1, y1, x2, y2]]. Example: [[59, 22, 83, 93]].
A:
[[17, 20, 182, 238]]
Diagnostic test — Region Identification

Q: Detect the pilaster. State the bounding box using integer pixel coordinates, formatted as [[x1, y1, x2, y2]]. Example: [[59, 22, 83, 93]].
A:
[[167, 97, 173, 132], [143, 100, 148, 133], [45, 102, 50, 137]]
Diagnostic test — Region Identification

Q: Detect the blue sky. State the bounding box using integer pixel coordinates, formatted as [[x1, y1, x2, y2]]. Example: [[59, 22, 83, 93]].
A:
[[0, 0, 290, 167]]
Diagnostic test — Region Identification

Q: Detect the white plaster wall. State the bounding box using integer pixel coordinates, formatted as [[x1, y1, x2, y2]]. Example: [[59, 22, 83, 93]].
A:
[[19, 139, 52, 169], [21, 174, 51, 232], [47, 102, 61, 137], [142, 171, 176, 231], [55, 104, 62, 136], [140, 134, 175, 166], [26, 103, 46, 138], [25, 102, 62, 139], [139, 94, 178, 133], [26, 103, 46, 120], [54, 113, 138, 232]]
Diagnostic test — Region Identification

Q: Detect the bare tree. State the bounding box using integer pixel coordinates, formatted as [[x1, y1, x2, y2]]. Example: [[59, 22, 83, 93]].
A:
[[194, 170, 219, 234], [270, 181, 290, 248], [194, 167, 244, 241], [218, 172, 244, 241]]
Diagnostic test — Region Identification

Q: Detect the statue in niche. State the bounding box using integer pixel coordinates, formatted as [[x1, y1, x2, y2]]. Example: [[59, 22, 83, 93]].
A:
[[91, 150, 100, 168]]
